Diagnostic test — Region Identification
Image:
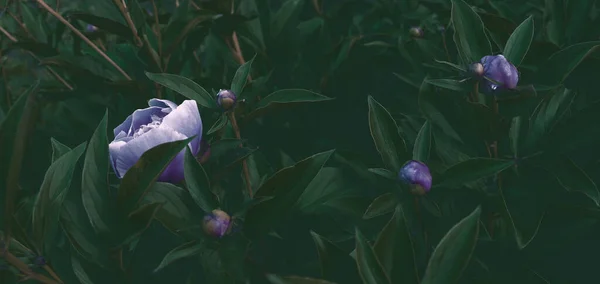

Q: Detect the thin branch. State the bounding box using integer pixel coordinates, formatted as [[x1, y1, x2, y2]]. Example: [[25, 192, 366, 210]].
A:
[[35, 0, 132, 80], [112, 0, 143, 47], [1, 251, 59, 284]]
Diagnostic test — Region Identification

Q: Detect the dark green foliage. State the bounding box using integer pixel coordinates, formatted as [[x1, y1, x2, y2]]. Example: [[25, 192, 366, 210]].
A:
[[1, 0, 599, 283]]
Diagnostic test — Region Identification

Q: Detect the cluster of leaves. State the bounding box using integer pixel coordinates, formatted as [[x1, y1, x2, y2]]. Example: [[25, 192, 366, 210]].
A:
[[1, 0, 600, 283]]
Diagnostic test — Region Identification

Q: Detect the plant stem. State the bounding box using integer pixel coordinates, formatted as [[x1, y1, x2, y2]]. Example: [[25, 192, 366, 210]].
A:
[[35, 0, 132, 80], [227, 112, 254, 198], [112, 0, 143, 47], [414, 196, 428, 257], [1, 251, 59, 284]]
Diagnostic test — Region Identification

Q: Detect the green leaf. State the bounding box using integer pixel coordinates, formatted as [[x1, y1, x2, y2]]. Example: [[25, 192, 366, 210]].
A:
[[184, 148, 219, 213], [418, 77, 463, 144], [142, 183, 195, 234], [373, 205, 419, 284], [509, 116, 522, 157], [421, 206, 481, 284], [367, 96, 409, 173], [535, 41, 600, 86], [32, 143, 87, 253], [355, 228, 391, 284], [117, 137, 195, 213], [207, 113, 229, 135], [367, 168, 396, 181], [541, 156, 600, 206], [271, 0, 304, 39], [544, 100, 600, 153], [20, 2, 47, 43], [162, 10, 215, 57], [50, 138, 72, 163], [524, 88, 574, 151], [231, 54, 256, 96], [413, 120, 432, 162], [71, 255, 95, 284], [503, 15, 534, 66], [120, 202, 164, 246], [68, 12, 133, 39], [245, 150, 334, 239], [154, 240, 204, 273], [425, 79, 471, 93], [435, 158, 515, 188], [434, 60, 466, 72], [266, 274, 337, 284], [145, 72, 216, 109], [451, 0, 492, 63], [310, 231, 360, 283], [81, 110, 113, 235], [363, 193, 397, 219], [247, 89, 333, 119]]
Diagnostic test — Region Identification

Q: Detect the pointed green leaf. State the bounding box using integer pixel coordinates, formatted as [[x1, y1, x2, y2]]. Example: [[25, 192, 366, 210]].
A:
[[184, 148, 219, 213], [231, 54, 256, 96], [535, 41, 600, 86], [451, 0, 492, 63], [542, 156, 600, 206], [50, 138, 71, 163], [145, 72, 216, 109], [266, 274, 337, 284], [71, 255, 95, 284], [117, 137, 195, 213], [154, 240, 204, 273], [524, 88, 574, 151], [355, 228, 391, 284], [142, 183, 195, 234], [425, 79, 471, 93], [310, 231, 360, 283], [32, 143, 87, 253], [509, 116, 522, 157], [247, 89, 333, 119], [503, 15, 534, 66], [363, 193, 397, 219], [367, 168, 397, 181], [374, 205, 419, 284], [271, 0, 304, 39], [421, 206, 481, 284], [81, 110, 113, 235], [207, 113, 229, 135], [413, 120, 432, 162], [368, 96, 409, 173], [245, 150, 334, 239], [435, 158, 515, 188]]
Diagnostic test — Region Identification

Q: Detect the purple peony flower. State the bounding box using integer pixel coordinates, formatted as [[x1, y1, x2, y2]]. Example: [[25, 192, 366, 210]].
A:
[[202, 209, 231, 238], [399, 160, 432, 195], [109, 99, 203, 183], [216, 89, 237, 111], [480, 54, 519, 92]]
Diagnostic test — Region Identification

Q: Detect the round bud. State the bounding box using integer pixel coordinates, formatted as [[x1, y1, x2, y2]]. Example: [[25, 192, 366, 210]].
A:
[[216, 89, 237, 111], [399, 160, 432, 195], [202, 209, 232, 238], [409, 26, 424, 38], [468, 62, 485, 78]]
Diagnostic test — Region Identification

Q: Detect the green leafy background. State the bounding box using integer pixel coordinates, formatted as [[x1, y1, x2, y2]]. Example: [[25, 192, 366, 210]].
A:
[[0, 0, 599, 283]]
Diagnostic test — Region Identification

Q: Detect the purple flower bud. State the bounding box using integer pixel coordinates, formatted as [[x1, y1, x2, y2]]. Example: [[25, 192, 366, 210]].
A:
[[33, 256, 46, 267], [468, 62, 485, 78], [86, 24, 97, 33], [480, 55, 519, 92], [216, 89, 237, 111], [409, 26, 424, 38], [399, 160, 432, 195], [197, 139, 211, 164], [202, 209, 231, 238]]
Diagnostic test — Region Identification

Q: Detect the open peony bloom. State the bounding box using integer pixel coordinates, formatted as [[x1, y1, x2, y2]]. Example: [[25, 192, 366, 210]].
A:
[[399, 160, 432, 195], [480, 54, 519, 92], [109, 99, 203, 183]]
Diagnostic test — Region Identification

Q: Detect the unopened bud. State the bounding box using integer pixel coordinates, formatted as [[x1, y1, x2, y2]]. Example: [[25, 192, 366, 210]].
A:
[[202, 209, 232, 238], [216, 89, 237, 111], [409, 26, 424, 38]]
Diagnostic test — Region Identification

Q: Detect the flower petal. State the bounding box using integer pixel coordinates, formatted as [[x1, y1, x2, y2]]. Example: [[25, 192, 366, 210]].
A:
[[113, 115, 133, 138], [129, 106, 168, 136], [110, 125, 188, 179], [148, 98, 178, 111], [160, 100, 203, 154]]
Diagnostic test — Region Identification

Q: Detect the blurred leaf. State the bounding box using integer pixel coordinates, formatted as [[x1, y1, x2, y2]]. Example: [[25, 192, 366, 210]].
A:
[[145, 72, 217, 109], [116, 137, 194, 213], [540, 156, 600, 206], [451, 0, 492, 63], [425, 79, 471, 93], [231, 54, 256, 96], [162, 10, 215, 57], [413, 120, 432, 162], [32, 143, 86, 254], [421, 206, 481, 284], [271, 0, 304, 39], [20, 2, 47, 43], [154, 240, 204, 273], [535, 41, 600, 86], [81, 110, 113, 235], [310, 231, 359, 283], [355, 228, 391, 284], [247, 89, 333, 119], [367, 95, 409, 173], [245, 150, 334, 239], [266, 274, 337, 284], [50, 137, 71, 162], [373, 205, 419, 284], [363, 193, 397, 219], [544, 101, 600, 153], [68, 12, 133, 39], [71, 255, 95, 284], [503, 15, 534, 66], [435, 158, 515, 188], [184, 148, 218, 213], [367, 168, 396, 181]]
